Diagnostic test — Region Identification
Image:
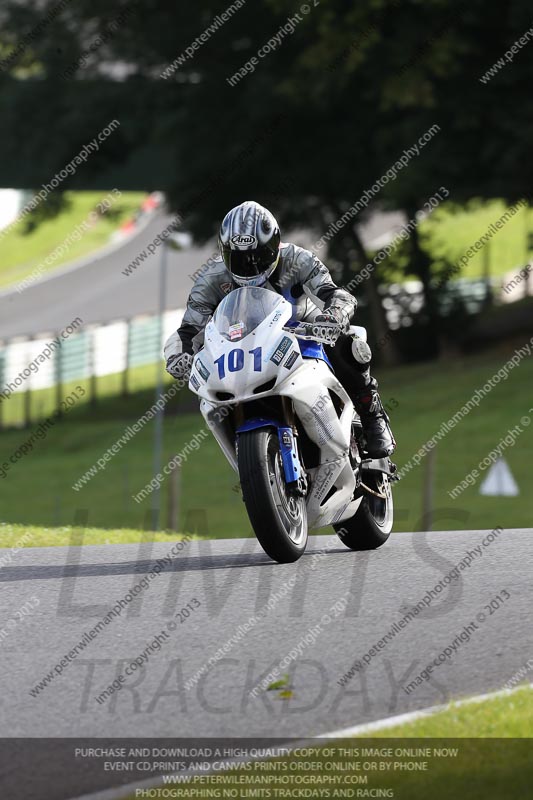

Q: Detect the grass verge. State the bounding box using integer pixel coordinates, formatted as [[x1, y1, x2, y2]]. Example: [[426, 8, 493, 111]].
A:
[[420, 198, 532, 281], [0, 523, 201, 549], [372, 685, 533, 737], [0, 191, 146, 289]]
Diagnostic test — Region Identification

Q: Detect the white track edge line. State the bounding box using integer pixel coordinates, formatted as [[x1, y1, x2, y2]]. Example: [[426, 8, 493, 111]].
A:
[[72, 682, 533, 800], [316, 680, 533, 738]]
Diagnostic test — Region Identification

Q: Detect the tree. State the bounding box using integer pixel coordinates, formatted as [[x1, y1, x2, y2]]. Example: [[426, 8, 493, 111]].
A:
[[2, 0, 533, 359]]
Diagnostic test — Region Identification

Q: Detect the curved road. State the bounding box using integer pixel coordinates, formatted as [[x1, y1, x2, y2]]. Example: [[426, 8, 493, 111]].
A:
[[0, 208, 407, 341], [0, 212, 215, 340], [1, 527, 530, 796]]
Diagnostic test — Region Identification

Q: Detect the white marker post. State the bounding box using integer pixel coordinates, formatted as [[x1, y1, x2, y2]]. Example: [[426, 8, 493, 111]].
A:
[[479, 458, 519, 496]]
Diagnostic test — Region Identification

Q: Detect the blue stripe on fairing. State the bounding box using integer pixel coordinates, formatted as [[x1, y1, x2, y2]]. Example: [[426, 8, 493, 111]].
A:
[[236, 417, 278, 434], [298, 338, 332, 368], [282, 320, 333, 367]]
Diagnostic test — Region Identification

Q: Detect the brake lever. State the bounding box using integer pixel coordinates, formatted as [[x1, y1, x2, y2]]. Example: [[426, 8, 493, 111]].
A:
[[283, 323, 316, 340], [283, 323, 337, 345]]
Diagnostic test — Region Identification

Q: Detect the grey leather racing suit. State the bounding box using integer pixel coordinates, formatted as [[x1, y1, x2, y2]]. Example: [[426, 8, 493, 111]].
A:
[[164, 242, 357, 361], [165, 241, 396, 456]]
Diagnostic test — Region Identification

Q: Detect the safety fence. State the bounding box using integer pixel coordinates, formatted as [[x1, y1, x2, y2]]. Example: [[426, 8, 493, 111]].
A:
[[0, 308, 183, 429]]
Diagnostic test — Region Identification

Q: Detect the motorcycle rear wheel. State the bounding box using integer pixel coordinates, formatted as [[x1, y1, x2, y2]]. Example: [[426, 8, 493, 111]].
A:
[[238, 428, 307, 563], [334, 470, 393, 550]]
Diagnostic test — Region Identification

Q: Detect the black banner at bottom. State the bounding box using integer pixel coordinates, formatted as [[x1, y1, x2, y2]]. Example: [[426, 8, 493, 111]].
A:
[[2, 737, 532, 800]]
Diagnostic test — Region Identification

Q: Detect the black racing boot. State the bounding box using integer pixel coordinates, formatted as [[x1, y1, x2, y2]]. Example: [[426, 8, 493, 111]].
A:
[[353, 387, 396, 459]]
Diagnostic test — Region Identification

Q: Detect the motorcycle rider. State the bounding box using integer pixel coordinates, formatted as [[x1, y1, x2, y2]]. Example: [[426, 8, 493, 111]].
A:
[[164, 201, 395, 458]]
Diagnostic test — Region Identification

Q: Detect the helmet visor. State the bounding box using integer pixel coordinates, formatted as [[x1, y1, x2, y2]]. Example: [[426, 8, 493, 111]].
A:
[[223, 246, 276, 278]]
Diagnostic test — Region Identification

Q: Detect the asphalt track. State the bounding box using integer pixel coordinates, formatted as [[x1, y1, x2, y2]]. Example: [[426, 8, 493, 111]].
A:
[[0, 212, 215, 339], [1, 527, 529, 792]]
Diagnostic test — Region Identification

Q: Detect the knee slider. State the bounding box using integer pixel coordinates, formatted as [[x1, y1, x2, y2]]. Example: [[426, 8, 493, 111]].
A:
[[351, 337, 372, 366]]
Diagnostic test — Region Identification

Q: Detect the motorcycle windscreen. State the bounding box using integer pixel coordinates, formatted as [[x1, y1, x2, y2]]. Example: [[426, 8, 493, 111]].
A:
[[212, 286, 284, 341]]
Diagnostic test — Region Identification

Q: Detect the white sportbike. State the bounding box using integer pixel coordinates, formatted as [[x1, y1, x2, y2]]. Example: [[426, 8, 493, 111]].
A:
[[188, 286, 396, 563]]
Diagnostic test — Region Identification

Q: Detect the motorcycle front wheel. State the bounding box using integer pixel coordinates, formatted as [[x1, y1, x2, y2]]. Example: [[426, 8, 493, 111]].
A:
[[237, 428, 307, 563]]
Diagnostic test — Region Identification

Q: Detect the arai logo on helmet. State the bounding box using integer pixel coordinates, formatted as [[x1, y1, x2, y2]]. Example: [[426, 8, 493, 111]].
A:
[[231, 234, 257, 248]]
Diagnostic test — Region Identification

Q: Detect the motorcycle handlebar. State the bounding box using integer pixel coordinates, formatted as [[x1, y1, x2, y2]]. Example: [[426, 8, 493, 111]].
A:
[[282, 324, 335, 345]]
